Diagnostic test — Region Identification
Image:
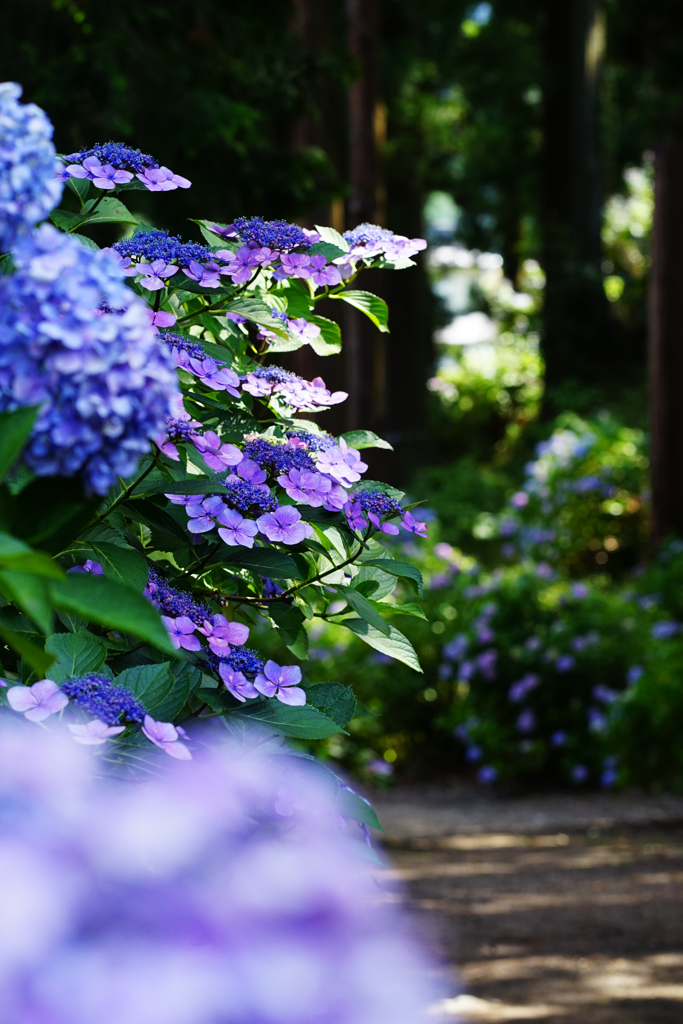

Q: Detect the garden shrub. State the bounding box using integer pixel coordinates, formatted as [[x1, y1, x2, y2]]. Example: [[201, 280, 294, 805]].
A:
[[0, 82, 430, 799], [486, 412, 649, 576]]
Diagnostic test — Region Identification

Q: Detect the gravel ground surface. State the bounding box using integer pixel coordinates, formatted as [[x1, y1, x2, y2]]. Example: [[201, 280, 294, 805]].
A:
[[371, 785, 683, 1023]]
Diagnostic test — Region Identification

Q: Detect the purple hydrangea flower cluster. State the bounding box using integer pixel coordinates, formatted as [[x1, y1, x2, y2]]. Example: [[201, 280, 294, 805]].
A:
[[61, 141, 191, 192], [344, 489, 427, 538], [203, 220, 342, 290], [223, 476, 278, 516], [285, 427, 336, 452], [343, 223, 427, 262], [0, 225, 180, 493], [0, 82, 63, 252], [243, 436, 317, 475], [169, 478, 316, 547], [146, 569, 250, 661], [508, 673, 540, 703], [278, 468, 348, 511], [161, 331, 241, 395], [0, 724, 436, 1024], [242, 365, 348, 411], [219, 216, 311, 252], [113, 228, 214, 275], [59, 673, 146, 725], [145, 567, 211, 623], [209, 645, 265, 680], [255, 310, 324, 346]]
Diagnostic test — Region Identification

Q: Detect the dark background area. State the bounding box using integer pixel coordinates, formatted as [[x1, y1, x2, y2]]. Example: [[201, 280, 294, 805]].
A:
[[4, 0, 683, 533]]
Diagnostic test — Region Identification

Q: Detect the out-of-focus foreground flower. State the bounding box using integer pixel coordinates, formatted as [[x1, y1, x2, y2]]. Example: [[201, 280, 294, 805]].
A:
[[0, 720, 438, 1024]]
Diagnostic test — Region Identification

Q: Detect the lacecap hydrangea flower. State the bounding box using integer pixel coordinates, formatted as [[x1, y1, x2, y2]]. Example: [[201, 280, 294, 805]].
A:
[[60, 141, 191, 192], [0, 722, 439, 1024], [0, 82, 63, 252], [0, 224, 180, 493]]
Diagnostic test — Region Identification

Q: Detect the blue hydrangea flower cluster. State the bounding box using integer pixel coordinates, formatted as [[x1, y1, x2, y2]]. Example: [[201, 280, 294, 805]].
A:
[[0, 224, 180, 494], [285, 427, 336, 452], [0, 82, 63, 252], [208, 646, 265, 680], [60, 674, 146, 725], [343, 223, 427, 261], [246, 365, 299, 386], [348, 490, 404, 520], [243, 437, 316, 475], [159, 330, 205, 361], [63, 142, 157, 173], [114, 228, 212, 269], [145, 567, 210, 624], [164, 416, 200, 444], [223, 476, 278, 516], [226, 216, 310, 252]]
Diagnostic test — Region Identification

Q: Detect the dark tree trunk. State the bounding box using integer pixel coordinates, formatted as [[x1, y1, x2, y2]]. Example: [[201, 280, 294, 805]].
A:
[[344, 0, 383, 435], [649, 138, 683, 544], [541, 0, 612, 412]]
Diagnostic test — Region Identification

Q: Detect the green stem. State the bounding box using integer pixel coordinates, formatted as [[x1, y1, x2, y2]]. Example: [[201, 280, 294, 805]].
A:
[[209, 528, 372, 609], [90, 456, 158, 526]]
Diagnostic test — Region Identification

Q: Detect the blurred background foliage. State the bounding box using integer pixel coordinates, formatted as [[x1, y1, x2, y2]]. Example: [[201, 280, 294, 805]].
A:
[[6, 0, 683, 789]]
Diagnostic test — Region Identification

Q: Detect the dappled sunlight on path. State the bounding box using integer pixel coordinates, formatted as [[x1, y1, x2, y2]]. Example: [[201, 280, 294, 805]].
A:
[[373, 787, 683, 1023]]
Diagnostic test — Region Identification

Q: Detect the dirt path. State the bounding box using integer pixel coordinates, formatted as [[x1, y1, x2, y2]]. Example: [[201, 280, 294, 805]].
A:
[[371, 786, 683, 1023]]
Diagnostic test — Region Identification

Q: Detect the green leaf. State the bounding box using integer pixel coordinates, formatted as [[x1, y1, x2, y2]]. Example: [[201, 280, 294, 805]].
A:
[[337, 585, 390, 635], [267, 333, 305, 353], [0, 570, 53, 633], [2, 476, 100, 551], [308, 316, 342, 356], [330, 290, 389, 332], [336, 787, 383, 830], [373, 600, 427, 620], [0, 406, 40, 481], [117, 178, 152, 192], [361, 559, 424, 599], [353, 547, 398, 601], [191, 218, 233, 247], [222, 547, 304, 580], [300, 507, 348, 528], [86, 541, 148, 593], [50, 574, 174, 653], [114, 662, 176, 716], [51, 199, 138, 232], [72, 234, 100, 252], [124, 500, 189, 549], [44, 631, 106, 682], [313, 225, 349, 252], [305, 681, 357, 727], [342, 617, 423, 672], [234, 700, 343, 739], [141, 477, 225, 497], [66, 176, 91, 201], [341, 429, 393, 451], [49, 208, 82, 231], [308, 241, 347, 261], [0, 534, 64, 579], [80, 197, 138, 226], [353, 479, 405, 501], [226, 296, 286, 332], [279, 280, 313, 319], [0, 615, 54, 674], [269, 603, 309, 659]]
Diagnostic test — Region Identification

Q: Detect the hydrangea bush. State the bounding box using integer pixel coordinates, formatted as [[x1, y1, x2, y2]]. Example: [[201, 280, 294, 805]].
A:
[[0, 720, 437, 1023], [0, 83, 429, 791], [483, 412, 649, 575], [292, 506, 683, 789]]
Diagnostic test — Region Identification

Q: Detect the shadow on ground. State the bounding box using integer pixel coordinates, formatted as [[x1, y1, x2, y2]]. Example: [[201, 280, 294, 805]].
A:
[[372, 786, 683, 1023]]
